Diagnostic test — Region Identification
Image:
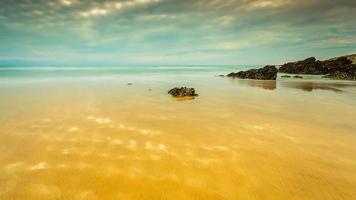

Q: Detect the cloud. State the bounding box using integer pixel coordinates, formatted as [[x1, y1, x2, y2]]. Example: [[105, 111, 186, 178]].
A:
[[79, 0, 163, 18], [243, 0, 292, 10], [0, 0, 355, 65]]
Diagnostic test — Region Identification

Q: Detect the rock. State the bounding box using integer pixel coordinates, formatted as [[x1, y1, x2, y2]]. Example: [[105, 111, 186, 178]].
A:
[[168, 87, 198, 97], [226, 65, 278, 80], [279, 57, 321, 74], [293, 75, 303, 79], [319, 57, 353, 74], [127, 83, 133, 85], [226, 72, 235, 77], [323, 65, 356, 80], [279, 56, 354, 76], [217, 75, 225, 77], [281, 75, 291, 78]]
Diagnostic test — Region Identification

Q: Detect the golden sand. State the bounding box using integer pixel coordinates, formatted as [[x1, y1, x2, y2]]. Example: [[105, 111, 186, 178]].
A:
[[0, 78, 355, 200]]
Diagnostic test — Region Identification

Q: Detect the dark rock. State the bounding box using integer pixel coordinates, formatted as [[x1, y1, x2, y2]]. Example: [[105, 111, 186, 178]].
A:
[[226, 65, 278, 80], [281, 75, 291, 78], [227, 72, 235, 77], [168, 87, 198, 97], [323, 65, 356, 80], [279, 57, 321, 74], [217, 75, 225, 77], [293, 75, 303, 79], [279, 56, 353, 76], [320, 57, 353, 74], [127, 83, 133, 85]]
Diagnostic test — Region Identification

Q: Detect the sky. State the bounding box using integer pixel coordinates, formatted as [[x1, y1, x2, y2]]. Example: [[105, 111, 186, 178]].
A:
[[0, 0, 355, 66]]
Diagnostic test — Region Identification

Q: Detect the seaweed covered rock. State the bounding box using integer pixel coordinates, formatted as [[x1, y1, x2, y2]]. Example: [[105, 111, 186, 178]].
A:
[[168, 87, 198, 97], [227, 65, 278, 80]]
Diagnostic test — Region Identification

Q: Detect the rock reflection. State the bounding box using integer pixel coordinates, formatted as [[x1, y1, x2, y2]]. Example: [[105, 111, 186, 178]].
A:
[[280, 81, 355, 93], [229, 77, 356, 93], [233, 79, 277, 90]]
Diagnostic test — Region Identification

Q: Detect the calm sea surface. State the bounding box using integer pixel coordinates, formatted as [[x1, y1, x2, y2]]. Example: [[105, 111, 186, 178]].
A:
[[0, 66, 356, 200]]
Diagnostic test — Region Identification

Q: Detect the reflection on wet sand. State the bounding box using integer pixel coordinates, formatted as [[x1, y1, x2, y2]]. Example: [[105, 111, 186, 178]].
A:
[[280, 80, 356, 93], [230, 79, 277, 90], [228, 77, 356, 93]]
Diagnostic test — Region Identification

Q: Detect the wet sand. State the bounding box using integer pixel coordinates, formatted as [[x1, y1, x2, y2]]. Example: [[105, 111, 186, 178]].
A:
[[0, 69, 356, 200]]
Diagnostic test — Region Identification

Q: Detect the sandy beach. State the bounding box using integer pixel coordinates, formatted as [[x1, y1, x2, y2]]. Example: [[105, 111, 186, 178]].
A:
[[1, 0, 356, 198], [0, 66, 355, 199]]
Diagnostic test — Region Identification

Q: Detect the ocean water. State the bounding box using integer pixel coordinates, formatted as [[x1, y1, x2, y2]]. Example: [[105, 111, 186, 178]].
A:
[[0, 66, 356, 200]]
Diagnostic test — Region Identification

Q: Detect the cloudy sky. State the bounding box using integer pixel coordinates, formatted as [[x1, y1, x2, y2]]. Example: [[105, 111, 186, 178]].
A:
[[0, 0, 355, 66]]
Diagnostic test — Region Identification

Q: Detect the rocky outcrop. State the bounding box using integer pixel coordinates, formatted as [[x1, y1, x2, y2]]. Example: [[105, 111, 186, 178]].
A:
[[319, 57, 353, 74], [279, 57, 322, 74], [278, 56, 355, 80], [168, 87, 198, 97], [227, 65, 278, 80], [323, 65, 356, 80]]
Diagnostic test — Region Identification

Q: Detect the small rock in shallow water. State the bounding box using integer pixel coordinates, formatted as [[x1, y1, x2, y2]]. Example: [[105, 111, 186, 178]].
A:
[[293, 75, 303, 79], [168, 87, 198, 97], [127, 83, 133, 85], [281, 75, 291, 78]]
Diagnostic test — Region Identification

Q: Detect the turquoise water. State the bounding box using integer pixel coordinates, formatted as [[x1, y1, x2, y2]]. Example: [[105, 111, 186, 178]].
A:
[[1, 65, 356, 99], [0, 66, 243, 79], [0, 65, 355, 91]]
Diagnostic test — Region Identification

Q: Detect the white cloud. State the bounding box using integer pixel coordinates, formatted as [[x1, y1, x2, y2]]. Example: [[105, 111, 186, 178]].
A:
[[60, 0, 73, 6], [137, 14, 180, 21], [80, 0, 163, 18], [244, 0, 291, 10]]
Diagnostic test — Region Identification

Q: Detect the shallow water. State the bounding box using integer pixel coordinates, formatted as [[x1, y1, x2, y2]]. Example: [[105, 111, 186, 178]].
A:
[[0, 66, 356, 200]]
